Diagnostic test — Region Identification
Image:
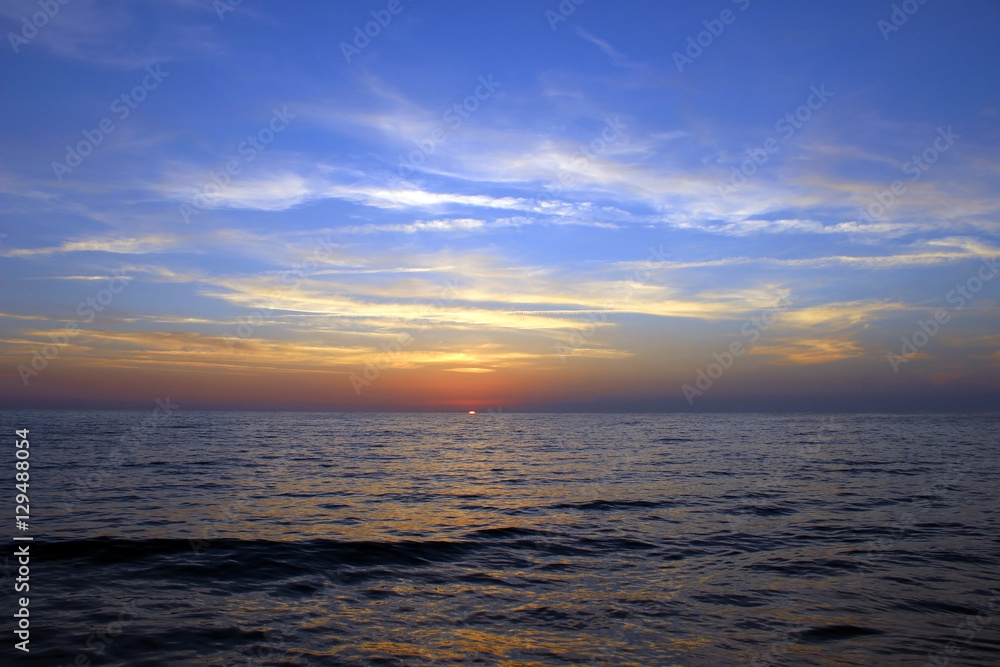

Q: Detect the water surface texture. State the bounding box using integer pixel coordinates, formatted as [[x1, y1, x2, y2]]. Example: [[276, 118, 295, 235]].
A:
[[7, 411, 1000, 665]]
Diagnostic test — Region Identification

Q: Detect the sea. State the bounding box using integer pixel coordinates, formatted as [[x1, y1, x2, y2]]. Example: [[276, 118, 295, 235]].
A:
[[3, 410, 999, 666]]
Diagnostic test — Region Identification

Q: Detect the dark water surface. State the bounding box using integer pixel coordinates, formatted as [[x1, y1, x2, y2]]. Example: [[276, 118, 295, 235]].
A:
[[4, 411, 1000, 665]]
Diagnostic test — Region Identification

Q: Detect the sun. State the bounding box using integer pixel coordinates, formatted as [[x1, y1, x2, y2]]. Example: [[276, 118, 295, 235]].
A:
[[468, 410, 476, 415]]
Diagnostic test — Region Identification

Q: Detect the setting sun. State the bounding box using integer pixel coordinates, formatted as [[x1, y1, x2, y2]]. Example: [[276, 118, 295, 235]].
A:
[[1, 1, 997, 664]]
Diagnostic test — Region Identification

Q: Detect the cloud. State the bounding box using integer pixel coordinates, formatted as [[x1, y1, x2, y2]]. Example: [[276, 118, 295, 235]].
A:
[[160, 171, 318, 212], [324, 184, 532, 212], [574, 26, 637, 68], [1, 0, 227, 68], [751, 338, 867, 365], [0, 313, 51, 321], [339, 218, 486, 234], [2, 234, 181, 257]]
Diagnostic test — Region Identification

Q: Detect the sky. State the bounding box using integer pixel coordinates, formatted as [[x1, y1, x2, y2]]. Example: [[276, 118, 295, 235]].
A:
[[1, 0, 999, 412]]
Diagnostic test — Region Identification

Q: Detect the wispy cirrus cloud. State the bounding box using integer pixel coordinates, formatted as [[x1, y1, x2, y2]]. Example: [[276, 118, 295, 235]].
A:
[[1, 234, 182, 257], [574, 26, 639, 68], [3, 1, 999, 409]]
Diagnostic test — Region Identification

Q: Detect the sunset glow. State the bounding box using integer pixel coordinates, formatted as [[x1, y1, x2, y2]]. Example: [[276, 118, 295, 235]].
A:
[[2, 1, 998, 411]]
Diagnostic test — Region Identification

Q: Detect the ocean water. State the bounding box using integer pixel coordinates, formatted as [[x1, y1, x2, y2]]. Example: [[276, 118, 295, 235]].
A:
[[4, 410, 1000, 666]]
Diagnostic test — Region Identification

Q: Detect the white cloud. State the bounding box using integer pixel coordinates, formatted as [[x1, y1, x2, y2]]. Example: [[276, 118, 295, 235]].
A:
[[2, 234, 181, 257]]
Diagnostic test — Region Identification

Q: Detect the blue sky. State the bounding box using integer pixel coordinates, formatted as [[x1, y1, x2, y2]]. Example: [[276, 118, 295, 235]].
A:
[[2, 0, 999, 411]]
